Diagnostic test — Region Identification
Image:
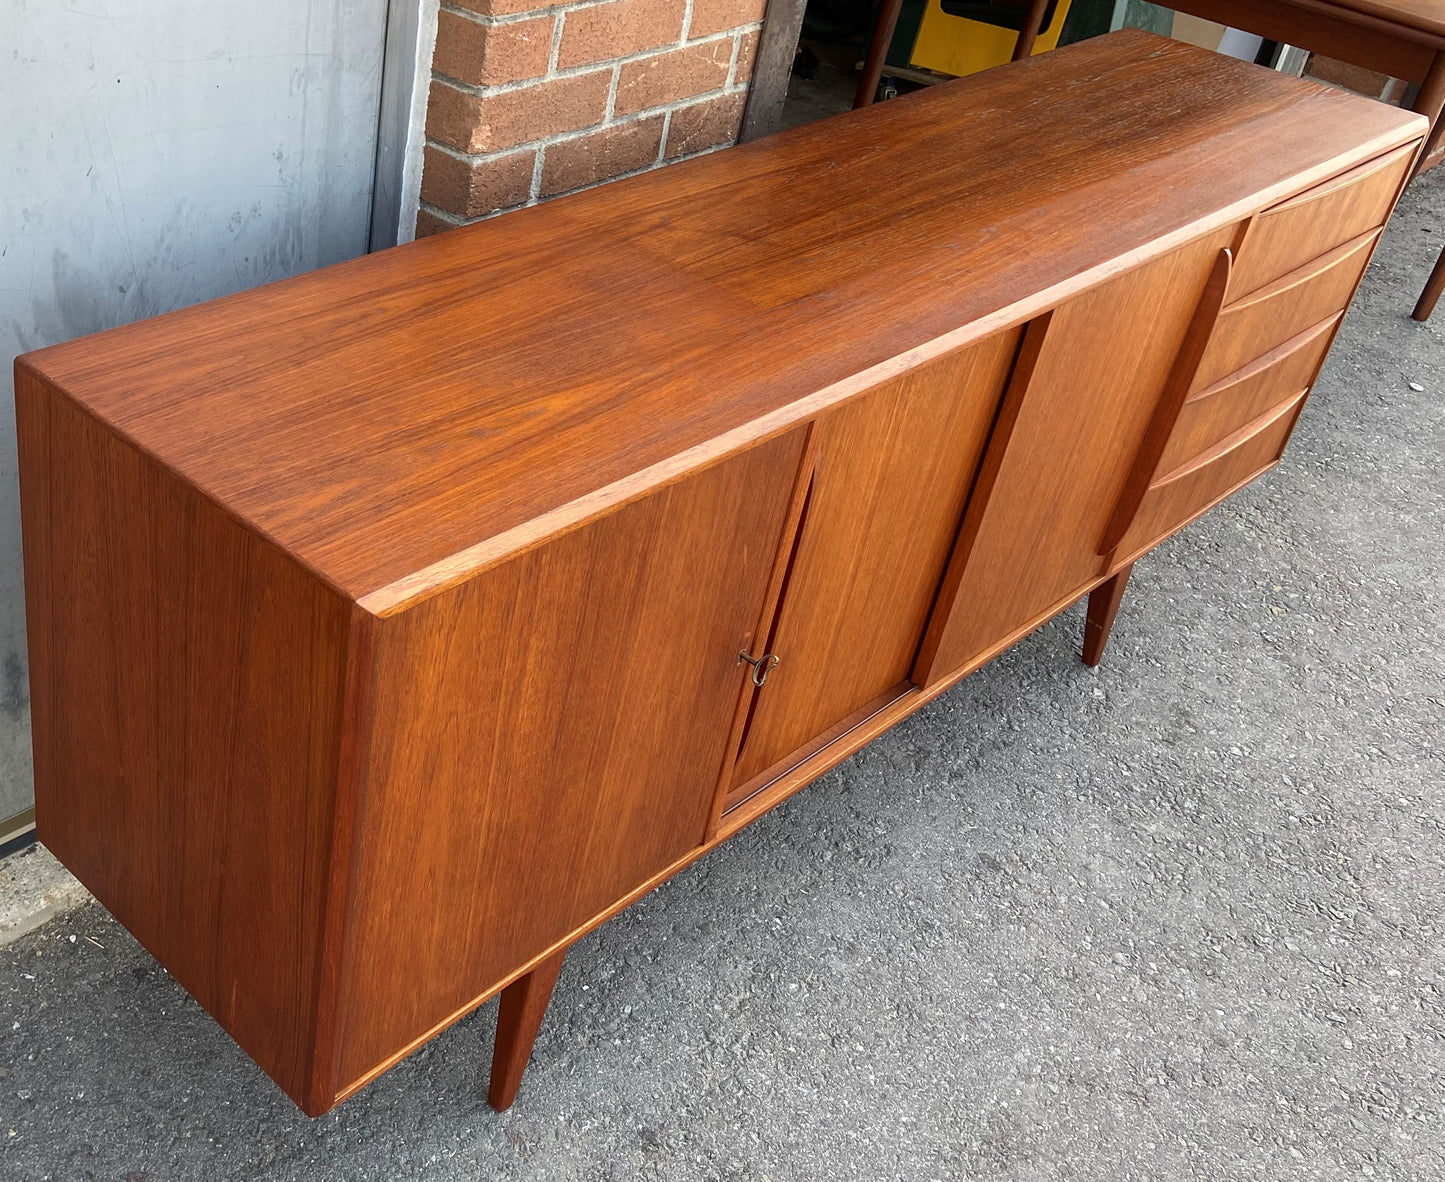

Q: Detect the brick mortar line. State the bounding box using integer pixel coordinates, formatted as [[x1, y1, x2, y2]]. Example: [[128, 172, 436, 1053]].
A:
[[429, 26, 756, 98], [418, 133, 741, 230], [440, 0, 758, 32], [605, 74, 749, 128], [429, 140, 534, 164], [419, 201, 467, 227], [428, 79, 749, 165], [541, 134, 731, 198], [605, 60, 622, 121], [655, 108, 673, 167], [529, 138, 548, 200], [441, 0, 650, 25], [547, 9, 566, 72]]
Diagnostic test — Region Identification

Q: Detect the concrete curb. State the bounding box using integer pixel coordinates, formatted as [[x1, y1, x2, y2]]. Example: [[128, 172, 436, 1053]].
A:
[[0, 842, 90, 947]]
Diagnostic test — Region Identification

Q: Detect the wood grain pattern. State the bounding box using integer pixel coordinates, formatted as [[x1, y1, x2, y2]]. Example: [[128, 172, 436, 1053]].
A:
[[914, 227, 1235, 686], [15, 371, 350, 1105], [330, 431, 806, 1090], [15, 32, 1422, 609], [728, 330, 1021, 790], [1332, 0, 1445, 39], [1167, 1, 1442, 315], [909, 313, 1052, 685], [727, 682, 911, 816], [705, 428, 821, 839]]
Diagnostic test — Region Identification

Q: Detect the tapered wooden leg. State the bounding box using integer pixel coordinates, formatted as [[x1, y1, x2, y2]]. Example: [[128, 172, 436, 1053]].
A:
[[1410, 54, 1445, 321], [854, 0, 905, 109], [1413, 243, 1445, 322], [487, 947, 567, 1112], [1011, 0, 1049, 62], [1082, 563, 1133, 667], [1410, 52, 1445, 181]]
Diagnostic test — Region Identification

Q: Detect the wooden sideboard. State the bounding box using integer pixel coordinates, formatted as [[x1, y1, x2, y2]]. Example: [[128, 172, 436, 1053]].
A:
[[15, 30, 1423, 1116]]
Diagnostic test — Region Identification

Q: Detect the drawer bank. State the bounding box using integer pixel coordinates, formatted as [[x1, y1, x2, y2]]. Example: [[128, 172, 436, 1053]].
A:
[[15, 30, 1423, 1115]]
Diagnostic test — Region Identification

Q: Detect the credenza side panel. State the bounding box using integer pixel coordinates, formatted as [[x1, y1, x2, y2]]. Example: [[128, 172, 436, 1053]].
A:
[[729, 328, 1022, 790], [334, 429, 809, 1090], [14, 366, 351, 1105], [915, 227, 1238, 683]]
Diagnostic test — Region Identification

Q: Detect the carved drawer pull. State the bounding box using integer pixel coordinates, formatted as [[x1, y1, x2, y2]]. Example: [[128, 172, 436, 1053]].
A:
[[737, 649, 781, 687]]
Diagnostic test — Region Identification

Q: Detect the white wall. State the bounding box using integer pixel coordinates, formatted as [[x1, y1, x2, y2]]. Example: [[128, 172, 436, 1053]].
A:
[[0, 0, 393, 823]]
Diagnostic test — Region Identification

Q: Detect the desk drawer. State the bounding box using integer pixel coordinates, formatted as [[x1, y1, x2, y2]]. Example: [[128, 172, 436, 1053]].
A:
[[1158, 313, 1338, 475], [1194, 230, 1377, 393], [1230, 144, 1413, 300], [1119, 392, 1304, 559]]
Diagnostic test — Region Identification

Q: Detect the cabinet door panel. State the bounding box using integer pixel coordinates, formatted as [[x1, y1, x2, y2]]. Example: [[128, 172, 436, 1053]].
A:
[[335, 428, 808, 1089], [729, 331, 1020, 793], [915, 230, 1234, 684]]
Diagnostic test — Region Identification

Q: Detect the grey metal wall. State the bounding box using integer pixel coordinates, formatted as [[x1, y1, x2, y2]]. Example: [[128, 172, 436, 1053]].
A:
[[0, 0, 393, 824]]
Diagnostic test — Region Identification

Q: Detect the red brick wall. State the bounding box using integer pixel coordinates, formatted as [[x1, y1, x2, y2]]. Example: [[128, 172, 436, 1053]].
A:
[[417, 0, 766, 235]]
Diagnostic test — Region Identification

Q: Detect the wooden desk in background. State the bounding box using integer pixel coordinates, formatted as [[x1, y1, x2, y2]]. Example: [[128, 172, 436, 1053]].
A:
[[1167, 2, 1445, 157], [1132, 1, 1445, 315], [857, 1, 1445, 313]]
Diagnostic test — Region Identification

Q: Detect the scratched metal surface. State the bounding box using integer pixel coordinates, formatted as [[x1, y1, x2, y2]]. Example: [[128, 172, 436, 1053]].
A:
[[0, 0, 390, 822]]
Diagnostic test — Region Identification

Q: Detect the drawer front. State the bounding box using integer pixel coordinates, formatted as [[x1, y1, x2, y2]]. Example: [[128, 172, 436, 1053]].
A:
[[726, 328, 1020, 799], [1194, 230, 1377, 393], [1117, 392, 1304, 560], [1157, 312, 1338, 476], [1230, 144, 1413, 300]]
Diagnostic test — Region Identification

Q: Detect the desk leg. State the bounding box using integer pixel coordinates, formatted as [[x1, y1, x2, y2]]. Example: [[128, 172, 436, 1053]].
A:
[[488, 947, 568, 1111], [1411, 51, 1445, 177], [1410, 53, 1445, 320], [1011, 0, 1049, 62], [1412, 248, 1445, 321], [1082, 563, 1133, 668], [855, 0, 906, 109]]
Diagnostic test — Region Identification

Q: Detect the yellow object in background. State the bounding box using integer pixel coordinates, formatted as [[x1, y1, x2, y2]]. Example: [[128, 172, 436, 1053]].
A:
[[911, 0, 1073, 78]]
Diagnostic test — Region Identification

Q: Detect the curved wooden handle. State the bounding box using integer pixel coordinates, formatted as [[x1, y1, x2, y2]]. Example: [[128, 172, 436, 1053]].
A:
[[1098, 246, 1233, 559]]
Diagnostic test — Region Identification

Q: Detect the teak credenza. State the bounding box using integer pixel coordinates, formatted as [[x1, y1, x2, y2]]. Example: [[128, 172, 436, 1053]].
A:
[[15, 31, 1424, 1115]]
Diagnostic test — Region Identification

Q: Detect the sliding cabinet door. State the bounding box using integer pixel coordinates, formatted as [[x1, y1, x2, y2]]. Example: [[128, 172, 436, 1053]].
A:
[[335, 428, 810, 1089], [914, 229, 1236, 685], [727, 330, 1021, 803]]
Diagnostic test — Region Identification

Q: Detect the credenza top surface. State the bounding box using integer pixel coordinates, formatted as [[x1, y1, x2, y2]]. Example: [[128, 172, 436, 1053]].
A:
[[19, 29, 1422, 608]]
